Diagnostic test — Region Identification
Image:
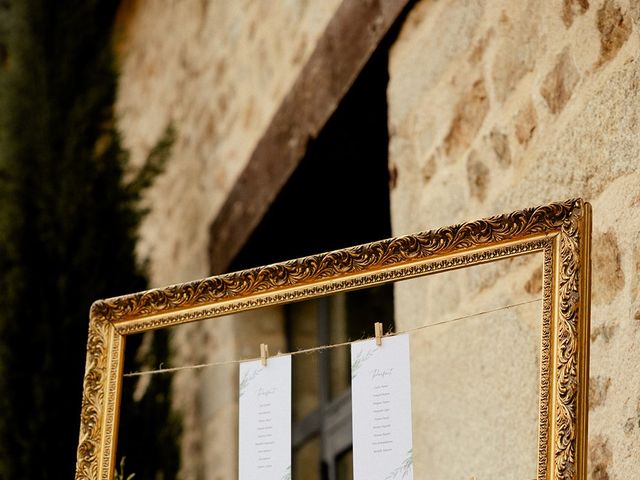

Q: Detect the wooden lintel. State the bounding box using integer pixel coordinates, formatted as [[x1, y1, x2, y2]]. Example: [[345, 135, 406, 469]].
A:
[[208, 0, 411, 274]]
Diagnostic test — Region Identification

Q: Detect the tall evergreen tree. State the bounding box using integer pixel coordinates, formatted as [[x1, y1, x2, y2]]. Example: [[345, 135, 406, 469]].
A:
[[0, 1, 178, 477]]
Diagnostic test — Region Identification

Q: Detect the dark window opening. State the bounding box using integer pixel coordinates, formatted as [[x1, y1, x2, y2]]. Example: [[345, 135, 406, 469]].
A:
[[229, 32, 391, 272]]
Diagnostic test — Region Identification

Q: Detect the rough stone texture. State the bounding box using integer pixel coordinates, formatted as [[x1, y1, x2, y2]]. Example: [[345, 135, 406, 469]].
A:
[[389, 0, 640, 477], [597, 0, 633, 66], [489, 128, 512, 167], [114, 0, 341, 288], [541, 48, 581, 114], [491, 2, 541, 103], [444, 78, 490, 157], [589, 435, 613, 480], [592, 230, 625, 304], [514, 99, 538, 145], [466, 150, 490, 201], [564, 0, 591, 27]]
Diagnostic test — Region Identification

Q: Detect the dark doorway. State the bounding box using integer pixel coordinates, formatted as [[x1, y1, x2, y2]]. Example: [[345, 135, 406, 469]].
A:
[[229, 31, 392, 271]]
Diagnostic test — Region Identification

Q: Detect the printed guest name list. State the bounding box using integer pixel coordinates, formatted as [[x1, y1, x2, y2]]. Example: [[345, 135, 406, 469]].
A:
[[239, 355, 291, 480], [351, 334, 414, 480]]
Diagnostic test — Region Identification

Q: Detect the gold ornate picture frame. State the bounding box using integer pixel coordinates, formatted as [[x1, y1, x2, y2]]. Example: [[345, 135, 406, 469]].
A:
[[75, 198, 591, 480]]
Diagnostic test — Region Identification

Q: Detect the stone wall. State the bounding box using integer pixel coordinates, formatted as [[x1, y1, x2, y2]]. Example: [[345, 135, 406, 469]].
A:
[[113, 2, 340, 478], [388, 0, 640, 478], [114, 0, 341, 288]]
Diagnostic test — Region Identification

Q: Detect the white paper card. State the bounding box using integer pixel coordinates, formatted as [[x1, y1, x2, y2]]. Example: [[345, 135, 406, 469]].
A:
[[239, 355, 291, 480], [351, 334, 413, 480]]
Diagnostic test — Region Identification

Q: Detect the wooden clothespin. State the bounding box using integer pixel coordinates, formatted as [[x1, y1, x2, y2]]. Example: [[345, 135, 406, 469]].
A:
[[260, 343, 269, 366], [374, 322, 383, 346]]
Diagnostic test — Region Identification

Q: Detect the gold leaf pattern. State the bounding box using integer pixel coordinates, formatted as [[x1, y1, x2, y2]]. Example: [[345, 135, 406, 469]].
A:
[[555, 199, 585, 480], [92, 199, 579, 324], [75, 317, 108, 480]]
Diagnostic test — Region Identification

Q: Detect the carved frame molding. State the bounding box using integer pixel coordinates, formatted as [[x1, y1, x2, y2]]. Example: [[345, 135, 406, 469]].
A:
[[75, 198, 591, 480]]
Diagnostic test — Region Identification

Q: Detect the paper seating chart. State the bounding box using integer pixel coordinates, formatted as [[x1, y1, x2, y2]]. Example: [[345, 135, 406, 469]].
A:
[[351, 334, 414, 480], [239, 355, 292, 480]]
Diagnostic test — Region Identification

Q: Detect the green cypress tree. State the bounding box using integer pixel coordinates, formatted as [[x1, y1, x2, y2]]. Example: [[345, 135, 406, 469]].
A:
[[0, 1, 179, 477]]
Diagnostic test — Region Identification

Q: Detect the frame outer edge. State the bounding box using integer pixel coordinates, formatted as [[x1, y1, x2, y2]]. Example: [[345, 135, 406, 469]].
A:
[[553, 198, 589, 480], [75, 308, 124, 480], [576, 202, 592, 479]]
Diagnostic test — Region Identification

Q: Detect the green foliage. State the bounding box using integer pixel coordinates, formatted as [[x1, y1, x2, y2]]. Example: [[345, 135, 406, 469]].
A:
[[0, 0, 179, 478], [115, 457, 136, 480]]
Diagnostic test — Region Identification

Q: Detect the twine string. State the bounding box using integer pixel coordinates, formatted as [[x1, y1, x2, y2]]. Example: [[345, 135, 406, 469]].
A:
[[124, 298, 541, 378]]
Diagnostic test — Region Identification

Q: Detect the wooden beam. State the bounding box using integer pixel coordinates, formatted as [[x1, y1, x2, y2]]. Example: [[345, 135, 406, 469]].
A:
[[208, 0, 411, 274]]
